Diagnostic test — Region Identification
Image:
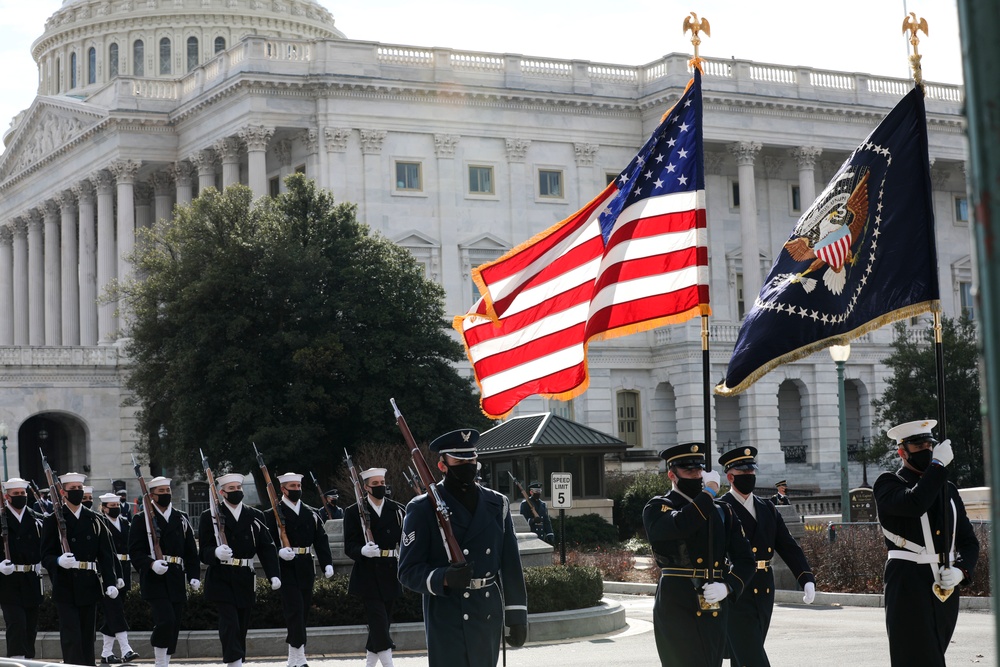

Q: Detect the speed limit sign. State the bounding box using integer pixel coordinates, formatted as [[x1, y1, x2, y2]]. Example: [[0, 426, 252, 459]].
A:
[[550, 472, 573, 509]]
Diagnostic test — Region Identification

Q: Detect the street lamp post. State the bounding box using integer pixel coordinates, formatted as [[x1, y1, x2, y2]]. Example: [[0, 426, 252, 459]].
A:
[[830, 344, 851, 522], [0, 421, 8, 481]]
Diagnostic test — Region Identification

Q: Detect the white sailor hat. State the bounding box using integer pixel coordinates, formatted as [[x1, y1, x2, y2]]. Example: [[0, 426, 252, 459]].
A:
[[886, 419, 938, 445], [2, 477, 29, 491], [360, 468, 388, 481], [277, 472, 303, 484], [58, 472, 87, 485], [83, 486, 94, 495], [429, 429, 480, 459], [148, 476, 171, 488], [99, 492, 120, 504], [216, 473, 245, 487]]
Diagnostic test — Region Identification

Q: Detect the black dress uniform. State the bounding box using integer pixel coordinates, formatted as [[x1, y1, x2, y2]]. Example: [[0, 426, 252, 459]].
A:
[[0, 500, 44, 659], [874, 420, 979, 667], [642, 444, 755, 667], [40, 500, 120, 666], [264, 497, 335, 656], [199, 500, 281, 665], [319, 491, 344, 521], [128, 501, 200, 662], [98, 507, 136, 661], [519, 486, 555, 543], [344, 495, 405, 658], [769, 481, 790, 506]]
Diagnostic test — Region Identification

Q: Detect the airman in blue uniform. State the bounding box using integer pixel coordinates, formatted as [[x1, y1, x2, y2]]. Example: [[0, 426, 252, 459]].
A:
[[398, 428, 528, 667]]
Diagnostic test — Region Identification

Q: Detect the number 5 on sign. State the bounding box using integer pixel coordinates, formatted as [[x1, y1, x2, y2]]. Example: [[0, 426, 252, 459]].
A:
[[550, 473, 572, 509]]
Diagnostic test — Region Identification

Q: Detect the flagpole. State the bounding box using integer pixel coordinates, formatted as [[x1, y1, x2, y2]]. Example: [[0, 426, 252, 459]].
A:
[[933, 311, 947, 440], [702, 315, 712, 471]]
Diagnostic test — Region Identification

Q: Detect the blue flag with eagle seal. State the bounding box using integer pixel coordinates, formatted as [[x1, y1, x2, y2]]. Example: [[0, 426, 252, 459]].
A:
[[716, 86, 939, 395]]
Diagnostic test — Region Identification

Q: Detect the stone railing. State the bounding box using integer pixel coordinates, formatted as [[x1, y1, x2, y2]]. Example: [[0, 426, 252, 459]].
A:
[[0, 346, 122, 366]]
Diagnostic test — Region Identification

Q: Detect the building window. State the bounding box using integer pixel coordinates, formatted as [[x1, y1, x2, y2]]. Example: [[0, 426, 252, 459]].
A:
[[468, 165, 494, 195], [159, 38, 171, 75], [133, 40, 144, 76], [538, 169, 563, 198], [395, 161, 422, 191], [294, 164, 306, 174], [187, 37, 199, 72], [87, 47, 96, 84], [617, 390, 641, 447], [70, 52, 77, 88], [214, 36, 226, 54], [541, 454, 603, 498], [790, 184, 801, 214], [269, 176, 280, 198], [959, 281, 975, 321], [109, 43, 119, 78], [736, 273, 746, 319], [730, 180, 741, 208], [606, 172, 618, 186], [955, 196, 969, 223], [56, 57, 61, 92], [547, 399, 574, 421]]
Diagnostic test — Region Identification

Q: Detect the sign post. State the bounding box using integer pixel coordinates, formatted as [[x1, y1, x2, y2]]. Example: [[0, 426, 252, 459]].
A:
[[550, 473, 572, 565]]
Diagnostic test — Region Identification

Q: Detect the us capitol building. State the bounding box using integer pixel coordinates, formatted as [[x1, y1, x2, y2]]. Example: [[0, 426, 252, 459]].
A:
[[0, 0, 971, 502]]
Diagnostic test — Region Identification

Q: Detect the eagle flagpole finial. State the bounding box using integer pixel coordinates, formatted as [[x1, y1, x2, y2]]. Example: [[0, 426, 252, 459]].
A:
[[902, 12, 929, 89], [683, 12, 711, 71]]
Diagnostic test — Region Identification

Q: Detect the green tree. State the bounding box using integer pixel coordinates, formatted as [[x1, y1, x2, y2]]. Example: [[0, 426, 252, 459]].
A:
[[871, 316, 983, 486], [119, 175, 491, 478]]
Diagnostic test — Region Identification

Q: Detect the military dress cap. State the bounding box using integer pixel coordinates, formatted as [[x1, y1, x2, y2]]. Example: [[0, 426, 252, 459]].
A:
[[719, 446, 759, 472], [429, 429, 481, 459], [774, 480, 788, 488], [83, 486, 94, 494], [277, 472, 303, 484], [148, 476, 171, 488], [3, 477, 29, 491], [325, 488, 339, 498], [58, 472, 87, 485], [99, 492, 119, 504], [360, 467, 388, 481], [659, 443, 706, 469], [528, 481, 542, 490], [216, 472, 245, 487], [886, 419, 939, 445]]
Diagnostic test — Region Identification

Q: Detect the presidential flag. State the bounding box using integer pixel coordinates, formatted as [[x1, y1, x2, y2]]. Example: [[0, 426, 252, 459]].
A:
[[716, 85, 939, 395], [456, 69, 709, 419]]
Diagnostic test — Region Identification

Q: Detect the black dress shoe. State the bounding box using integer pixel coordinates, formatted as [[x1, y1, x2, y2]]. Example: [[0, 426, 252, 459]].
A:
[[101, 656, 121, 665], [122, 651, 141, 662]]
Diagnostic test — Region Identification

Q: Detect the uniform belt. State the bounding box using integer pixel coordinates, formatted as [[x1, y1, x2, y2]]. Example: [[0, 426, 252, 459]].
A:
[[162, 555, 184, 565], [468, 575, 495, 590], [74, 561, 98, 571], [12, 564, 37, 573], [291, 547, 312, 555], [378, 549, 399, 558], [756, 560, 771, 570], [117, 554, 131, 561], [660, 567, 724, 579], [222, 558, 254, 567], [888, 550, 954, 565]]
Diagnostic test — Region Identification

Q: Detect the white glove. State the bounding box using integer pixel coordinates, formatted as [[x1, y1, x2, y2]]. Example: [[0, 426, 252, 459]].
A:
[[702, 581, 729, 604], [933, 440, 954, 467], [939, 566, 963, 589], [57, 553, 78, 570], [803, 581, 816, 604], [324, 565, 334, 579], [278, 547, 296, 561], [361, 542, 381, 558], [270, 576, 282, 590], [151, 560, 169, 575], [214, 545, 233, 562], [105, 585, 119, 599], [702, 470, 721, 491], [116, 577, 125, 589], [190, 578, 201, 591], [0, 559, 14, 576]]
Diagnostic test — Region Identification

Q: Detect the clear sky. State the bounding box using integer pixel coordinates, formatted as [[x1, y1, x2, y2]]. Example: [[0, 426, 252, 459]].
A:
[[0, 0, 963, 155]]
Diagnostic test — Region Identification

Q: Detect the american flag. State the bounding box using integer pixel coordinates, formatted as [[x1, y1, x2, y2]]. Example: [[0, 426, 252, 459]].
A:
[[455, 69, 709, 418]]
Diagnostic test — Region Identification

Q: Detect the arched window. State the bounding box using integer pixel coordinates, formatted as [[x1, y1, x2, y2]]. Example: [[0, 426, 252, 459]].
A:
[[109, 43, 119, 78], [187, 36, 199, 72], [55, 57, 61, 92], [214, 36, 226, 54], [133, 40, 144, 76], [70, 52, 77, 88], [159, 37, 171, 75], [88, 47, 96, 84]]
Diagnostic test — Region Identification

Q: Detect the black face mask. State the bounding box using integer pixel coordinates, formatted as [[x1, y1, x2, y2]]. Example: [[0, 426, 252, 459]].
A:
[[907, 449, 933, 472], [224, 490, 244, 505], [66, 489, 85, 506], [9, 496, 27, 510], [732, 474, 757, 495], [286, 490, 302, 503], [107, 507, 121, 518], [368, 486, 387, 500], [446, 463, 479, 486], [530, 491, 541, 499], [82, 501, 93, 509], [155, 493, 172, 508], [674, 476, 703, 498]]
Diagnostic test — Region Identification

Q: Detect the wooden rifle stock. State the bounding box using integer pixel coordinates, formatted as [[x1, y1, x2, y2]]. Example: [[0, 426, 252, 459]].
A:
[[508, 471, 541, 521], [310, 471, 335, 520], [199, 449, 228, 547], [344, 450, 374, 543], [390, 398, 465, 565], [39, 449, 71, 553], [254, 443, 290, 548], [131, 454, 163, 560]]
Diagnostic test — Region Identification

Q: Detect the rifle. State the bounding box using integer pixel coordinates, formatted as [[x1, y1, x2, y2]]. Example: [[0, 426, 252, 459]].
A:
[[402, 466, 423, 496], [199, 449, 228, 547], [131, 454, 163, 560], [390, 398, 465, 565], [0, 494, 9, 562], [309, 471, 336, 520], [28, 480, 48, 515], [343, 449, 374, 543], [508, 472, 541, 525], [254, 443, 290, 548], [40, 449, 71, 553]]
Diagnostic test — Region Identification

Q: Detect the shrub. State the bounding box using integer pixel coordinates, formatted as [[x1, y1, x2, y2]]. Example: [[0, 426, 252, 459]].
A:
[[621, 536, 651, 555], [564, 547, 634, 582], [558, 513, 618, 546], [524, 565, 602, 613], [618, 472, 672, 540]]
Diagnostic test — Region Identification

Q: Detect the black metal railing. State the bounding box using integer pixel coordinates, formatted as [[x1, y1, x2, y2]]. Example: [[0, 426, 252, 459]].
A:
[[781, 444, 807, 463], [717, 438, 741, 454]]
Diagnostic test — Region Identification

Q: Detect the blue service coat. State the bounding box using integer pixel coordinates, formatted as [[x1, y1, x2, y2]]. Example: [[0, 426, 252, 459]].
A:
[[398, 483, 527, 667]]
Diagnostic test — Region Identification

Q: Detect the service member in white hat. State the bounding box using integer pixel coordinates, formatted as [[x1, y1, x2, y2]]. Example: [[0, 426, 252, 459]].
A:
[[97, 492, 138, 664], [39, 472, 120, 667], [127, 475, 201, 667], [83, 485, 95, 510], [198, 472, 281, 667], [0, 477, 44, 660], [263, 471, 334, 667], [874, 419, 980, 666]]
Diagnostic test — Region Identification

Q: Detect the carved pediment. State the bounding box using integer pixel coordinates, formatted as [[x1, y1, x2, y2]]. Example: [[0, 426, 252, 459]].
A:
[[0, 100, 106, 182], [394, 230, 440, 248]]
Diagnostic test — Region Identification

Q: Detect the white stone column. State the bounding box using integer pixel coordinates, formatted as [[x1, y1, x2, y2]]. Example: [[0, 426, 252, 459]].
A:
[[12, 219, 28, 346], [192, 150, 218, 193], [214, 137, 242, 190], [42, 201, 62, 345], [135, 182, 153, 231], [434, 134, 462, 315], [74, 181, 97, 346], [505, 138, 531, 247], [0, 226, 13, 345], [274, 138, 293, 194], [789, 146, 823, 212], [151, 172, 174, 224], [58, 190, 79, 346], [239, 125, 273, 198], [172, 161, 195, 205], [324, 127, 350, 198], [729, 141, 763, 307], [111, 159, 141, 336], [27, 210, 44, 346], [303, 128, 320, 183], [359, 129, 387, 229], [574, 143, 601, 200], [92, 170, 117, 343]]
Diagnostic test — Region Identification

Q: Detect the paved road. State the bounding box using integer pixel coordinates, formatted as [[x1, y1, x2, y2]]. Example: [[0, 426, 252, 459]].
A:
[[171, 594, 995, 666]]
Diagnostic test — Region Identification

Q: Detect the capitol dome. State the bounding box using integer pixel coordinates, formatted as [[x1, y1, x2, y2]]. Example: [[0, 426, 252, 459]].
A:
[[32, 0, 345, 97]]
